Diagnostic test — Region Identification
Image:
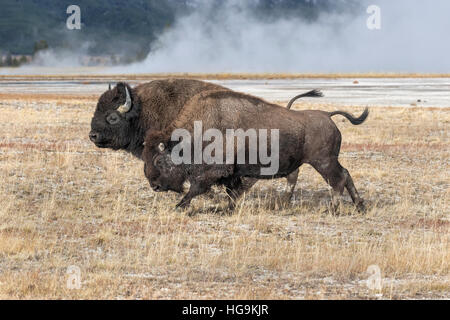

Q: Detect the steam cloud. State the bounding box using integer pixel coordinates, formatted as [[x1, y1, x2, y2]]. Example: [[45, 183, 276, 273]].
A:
[[121, 0, 450, 73], [31, 43, 93, 68]]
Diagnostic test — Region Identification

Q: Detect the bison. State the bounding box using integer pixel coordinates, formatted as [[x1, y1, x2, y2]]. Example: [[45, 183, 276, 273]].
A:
[[89, 79, 228, 158], [143, 89, 368, 212], [89, 79, 322, 201]]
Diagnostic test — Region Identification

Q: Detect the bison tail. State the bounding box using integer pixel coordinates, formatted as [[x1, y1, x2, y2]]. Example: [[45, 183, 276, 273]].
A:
[[329, 108, 369, 125], [286, 89, 323, 110]]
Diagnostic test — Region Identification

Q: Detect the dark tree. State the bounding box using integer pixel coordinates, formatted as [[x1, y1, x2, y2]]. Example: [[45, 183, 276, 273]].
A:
[[33, 40, 49, 55]]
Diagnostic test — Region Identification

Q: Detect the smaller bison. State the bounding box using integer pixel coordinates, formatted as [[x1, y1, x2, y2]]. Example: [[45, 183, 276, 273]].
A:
[[143, 90, 368, 212]]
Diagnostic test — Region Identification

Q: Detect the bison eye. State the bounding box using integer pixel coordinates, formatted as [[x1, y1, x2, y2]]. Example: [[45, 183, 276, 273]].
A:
[[106, 113, 120, 125], [153, 157, 164, 168]]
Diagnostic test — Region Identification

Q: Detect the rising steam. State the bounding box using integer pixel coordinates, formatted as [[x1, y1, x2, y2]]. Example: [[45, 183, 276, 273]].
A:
[[121, 0, 450, 73]]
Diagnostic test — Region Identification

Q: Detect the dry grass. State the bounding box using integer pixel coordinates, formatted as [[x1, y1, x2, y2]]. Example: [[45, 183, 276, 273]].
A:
[[0, 94, 448, 300]]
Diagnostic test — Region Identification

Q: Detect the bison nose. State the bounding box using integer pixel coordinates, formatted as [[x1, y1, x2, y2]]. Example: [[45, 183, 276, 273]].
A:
[[89, 131, 99, 142]]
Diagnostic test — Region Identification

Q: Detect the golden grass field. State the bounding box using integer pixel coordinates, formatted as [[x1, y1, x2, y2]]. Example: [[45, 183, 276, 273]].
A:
[[0, 89, 448, 299]]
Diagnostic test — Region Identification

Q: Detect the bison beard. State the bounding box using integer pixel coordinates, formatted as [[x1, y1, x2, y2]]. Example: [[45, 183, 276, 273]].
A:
[[143, 90, 368, 212]]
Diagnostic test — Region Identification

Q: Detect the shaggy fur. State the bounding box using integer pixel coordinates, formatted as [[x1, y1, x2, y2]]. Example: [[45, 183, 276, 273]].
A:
[[89, 79, 228, 158], [90, 80, 320, 201], [143, 90, 368, 211]]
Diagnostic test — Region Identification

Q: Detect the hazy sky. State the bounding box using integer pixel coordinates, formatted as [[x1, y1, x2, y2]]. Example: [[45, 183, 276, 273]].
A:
[[119, 0, 450, 73]]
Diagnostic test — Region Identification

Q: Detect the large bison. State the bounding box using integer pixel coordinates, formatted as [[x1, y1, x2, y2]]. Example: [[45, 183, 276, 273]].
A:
[[89, 80, 228, 158], [143, 89, 368, 212], [89, 79, 321, 201]]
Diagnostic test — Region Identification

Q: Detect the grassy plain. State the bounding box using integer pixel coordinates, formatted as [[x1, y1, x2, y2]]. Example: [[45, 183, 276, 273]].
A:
[[0, 87, 448, 299]]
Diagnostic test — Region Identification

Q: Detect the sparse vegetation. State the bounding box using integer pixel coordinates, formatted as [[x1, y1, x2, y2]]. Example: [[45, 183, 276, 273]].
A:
[[0, 84, 448, 299]]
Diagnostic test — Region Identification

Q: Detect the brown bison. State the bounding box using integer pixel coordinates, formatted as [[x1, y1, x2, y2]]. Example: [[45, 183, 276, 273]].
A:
[[89, 79, 322, 201], [143, 89, 368, 212], [89, 79, 228, 158]]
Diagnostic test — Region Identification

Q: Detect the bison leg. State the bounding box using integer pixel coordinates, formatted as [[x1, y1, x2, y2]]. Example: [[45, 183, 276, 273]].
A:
[[176, 181, 212, 209], [310, 159, 364, 213], [283, 167, 300, 203], [342, 168, 365, 212], [224, 177, 256, 211]]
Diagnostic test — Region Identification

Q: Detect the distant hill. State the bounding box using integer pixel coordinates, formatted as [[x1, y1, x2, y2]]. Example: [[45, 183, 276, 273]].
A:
[[0, 0, 176, 57], [0, 0, 357, 59]]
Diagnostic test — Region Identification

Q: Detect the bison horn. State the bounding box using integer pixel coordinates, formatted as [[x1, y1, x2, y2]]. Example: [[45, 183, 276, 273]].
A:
[[158, 143, 165, 152], [117, 86, 132, 113]]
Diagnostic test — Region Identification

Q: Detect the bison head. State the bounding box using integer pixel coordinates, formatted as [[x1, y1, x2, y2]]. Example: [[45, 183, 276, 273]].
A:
[[89, 82, 140, 151], [142, 133, 185, 193]]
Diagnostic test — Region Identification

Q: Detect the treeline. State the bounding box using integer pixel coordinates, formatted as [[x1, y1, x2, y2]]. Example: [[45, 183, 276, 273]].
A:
[[0, 55, 29, 67], [0, 40, 49, 67]]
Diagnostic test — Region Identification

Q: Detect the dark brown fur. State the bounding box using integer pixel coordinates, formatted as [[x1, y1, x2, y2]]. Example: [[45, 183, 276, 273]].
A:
[[143, 90, 368, 211], [90, 80, 320, 202], [90, 79, 228, 158]]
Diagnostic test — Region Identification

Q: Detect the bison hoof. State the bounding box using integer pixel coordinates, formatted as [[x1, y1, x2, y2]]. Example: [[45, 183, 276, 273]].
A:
[[265, 195, 290, 210], [326, 202, 342, 216], [175, 205, 195, 216], [282, 194, 293, 205], [175, 202, 189, 210], [226, 201, 237, 212], [356, 201, 366, 214]]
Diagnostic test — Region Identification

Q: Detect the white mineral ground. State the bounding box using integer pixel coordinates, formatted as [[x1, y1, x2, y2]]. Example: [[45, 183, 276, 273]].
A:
[[0, 76, 449, 108]]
